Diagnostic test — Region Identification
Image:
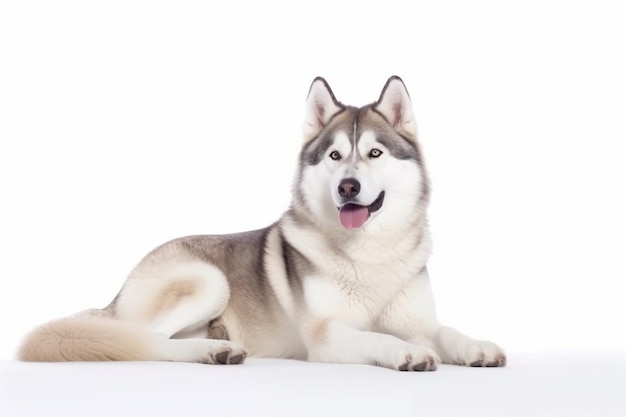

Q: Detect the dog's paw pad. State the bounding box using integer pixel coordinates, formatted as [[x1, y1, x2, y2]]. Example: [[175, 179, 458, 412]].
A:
[[486, 357, 505, 367], [207, 342, 247, 365], [215, 351, 229, 364], [396, 350, 439, 372], [464, 341, 506, 367], [412, 361, 428, 371], [228, 353, 246, 365]]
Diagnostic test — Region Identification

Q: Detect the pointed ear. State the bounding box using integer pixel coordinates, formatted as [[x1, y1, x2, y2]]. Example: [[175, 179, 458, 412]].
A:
[[303, 77, 344, 142], [374, 76, 417, 138]]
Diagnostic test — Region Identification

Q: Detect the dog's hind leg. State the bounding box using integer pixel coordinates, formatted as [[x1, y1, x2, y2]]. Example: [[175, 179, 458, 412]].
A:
[[113, 260, 247, 364], [116, 261, 228, 337], [19, 259, 246, 364]]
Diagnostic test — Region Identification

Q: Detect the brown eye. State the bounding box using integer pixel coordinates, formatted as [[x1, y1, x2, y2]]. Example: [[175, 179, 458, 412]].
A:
[[369, 149, 383, 158], [329, 151, 341, 161]]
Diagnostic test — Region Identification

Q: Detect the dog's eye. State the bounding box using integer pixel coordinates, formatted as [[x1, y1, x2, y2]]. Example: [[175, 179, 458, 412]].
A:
[[329, 151, 341, 161], [369, 149, 383, 158]]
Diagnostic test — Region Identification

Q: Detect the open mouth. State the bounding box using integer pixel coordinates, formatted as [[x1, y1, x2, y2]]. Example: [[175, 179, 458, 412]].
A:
[[338, 191, 385, 229]]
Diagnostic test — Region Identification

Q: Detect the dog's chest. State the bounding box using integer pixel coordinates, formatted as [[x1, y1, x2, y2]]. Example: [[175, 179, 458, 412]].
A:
[[302, 260, 415, 327], [281, 217, 432, 326]]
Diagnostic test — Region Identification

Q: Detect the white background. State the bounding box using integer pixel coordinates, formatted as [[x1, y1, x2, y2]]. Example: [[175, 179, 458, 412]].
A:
[[1, 0, 625, 359]]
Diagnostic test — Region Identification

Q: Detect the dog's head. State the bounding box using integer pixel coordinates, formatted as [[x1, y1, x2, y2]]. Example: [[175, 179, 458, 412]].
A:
[[294, 76, 430, 232]]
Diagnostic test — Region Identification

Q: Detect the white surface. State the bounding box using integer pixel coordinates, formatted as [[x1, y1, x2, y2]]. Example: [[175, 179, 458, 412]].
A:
[[1, 0, 626, 359], [1, 353, 625, 417]]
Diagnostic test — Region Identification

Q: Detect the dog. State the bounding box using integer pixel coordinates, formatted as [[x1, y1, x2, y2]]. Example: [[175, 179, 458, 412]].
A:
[[19, 76, 506, 371]]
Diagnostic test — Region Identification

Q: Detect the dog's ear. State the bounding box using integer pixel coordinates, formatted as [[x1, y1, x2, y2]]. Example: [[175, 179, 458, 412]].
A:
[[374, 76, 417, 138], [303, 77, 344, 142]]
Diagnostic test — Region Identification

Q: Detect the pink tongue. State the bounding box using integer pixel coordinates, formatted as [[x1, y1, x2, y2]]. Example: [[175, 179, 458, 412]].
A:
[[339, 204, 369, 229]]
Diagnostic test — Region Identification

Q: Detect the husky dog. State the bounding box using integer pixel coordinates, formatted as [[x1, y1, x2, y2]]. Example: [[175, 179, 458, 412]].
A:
[[19, 76, 506, 371]]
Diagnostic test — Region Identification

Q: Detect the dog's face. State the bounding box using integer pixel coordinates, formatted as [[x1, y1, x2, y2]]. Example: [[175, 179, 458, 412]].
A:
[[295, 77, 430, 232]]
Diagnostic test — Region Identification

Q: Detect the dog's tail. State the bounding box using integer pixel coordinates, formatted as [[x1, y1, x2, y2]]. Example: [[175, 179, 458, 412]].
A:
[[18, 309, 154, 362]]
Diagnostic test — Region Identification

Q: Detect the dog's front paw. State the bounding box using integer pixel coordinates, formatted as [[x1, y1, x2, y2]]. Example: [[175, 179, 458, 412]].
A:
[[384, 345, 440, 372], [206, 341, 247, 365], [460, 340, 506, 367]]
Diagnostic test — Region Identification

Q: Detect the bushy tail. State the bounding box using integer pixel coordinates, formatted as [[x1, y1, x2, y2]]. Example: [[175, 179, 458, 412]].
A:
[[18, 309, 154, 362]]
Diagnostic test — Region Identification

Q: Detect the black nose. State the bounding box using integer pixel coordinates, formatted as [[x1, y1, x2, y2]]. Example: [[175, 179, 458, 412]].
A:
[[338, 178, 360, 199]]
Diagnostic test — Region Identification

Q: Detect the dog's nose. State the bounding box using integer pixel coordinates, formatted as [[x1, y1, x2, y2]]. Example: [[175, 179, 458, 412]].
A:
[[338, 178, 360, 199]]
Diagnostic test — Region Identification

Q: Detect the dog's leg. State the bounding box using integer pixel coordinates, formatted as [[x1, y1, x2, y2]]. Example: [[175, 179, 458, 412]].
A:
[[433, 326, 506, 367], [370, 269, 441, 370], [306, 320, 440, 371], [20, 259, 247, 363], [149, 336, 247, 364], [114, 260, 247, 364], [377, 269, 506, 367]]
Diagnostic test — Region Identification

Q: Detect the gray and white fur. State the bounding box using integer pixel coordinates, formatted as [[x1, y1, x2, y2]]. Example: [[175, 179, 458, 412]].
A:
[[19, 76, 506, 371]]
